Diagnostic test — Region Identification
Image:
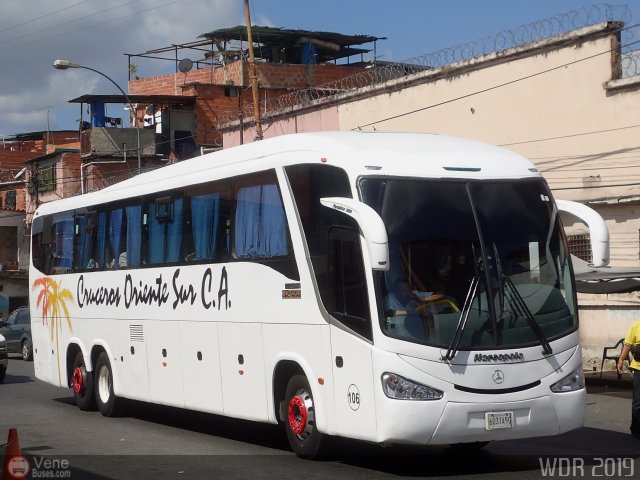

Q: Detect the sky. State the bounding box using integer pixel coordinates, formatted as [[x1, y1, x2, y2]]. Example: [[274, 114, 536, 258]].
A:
[[0, 0, 638, 138]]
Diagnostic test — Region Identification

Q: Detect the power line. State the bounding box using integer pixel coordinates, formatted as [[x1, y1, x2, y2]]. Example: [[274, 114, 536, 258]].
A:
[[0, 0, 141, 48], [0, 0, 184, 53], [352, 25, 640, 130], [0, 0, 92, 36], [499, 124, 640, 147]]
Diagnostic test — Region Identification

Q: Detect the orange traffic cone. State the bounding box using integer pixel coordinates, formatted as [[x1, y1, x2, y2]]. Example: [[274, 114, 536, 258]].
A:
[[2, 428, 28, 480]]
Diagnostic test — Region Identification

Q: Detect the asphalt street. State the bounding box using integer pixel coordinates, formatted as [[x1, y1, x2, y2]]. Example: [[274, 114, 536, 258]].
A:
[[0, 358, 638, 480]]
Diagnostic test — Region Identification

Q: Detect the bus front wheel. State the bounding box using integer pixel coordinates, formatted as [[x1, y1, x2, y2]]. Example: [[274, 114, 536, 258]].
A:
[[72, 351, 95, 411], [94, 352, 124, 417], [284, 375, 324, 458]]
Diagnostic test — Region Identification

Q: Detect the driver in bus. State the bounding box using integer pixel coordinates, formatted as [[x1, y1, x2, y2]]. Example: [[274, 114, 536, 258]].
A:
[[384, 278, 429, 340]]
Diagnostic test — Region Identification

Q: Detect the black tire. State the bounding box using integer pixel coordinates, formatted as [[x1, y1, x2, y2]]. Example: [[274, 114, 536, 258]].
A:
[[284, 374, 325, 458], [94, 352, 124, 417], [0, 366, 5, 383], [72, 351, 95, 411], [21, 339, 33, 361]]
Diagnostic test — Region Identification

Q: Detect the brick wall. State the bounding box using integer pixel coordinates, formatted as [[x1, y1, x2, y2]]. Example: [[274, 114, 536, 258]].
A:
[[128, 61, 368, 146], [0, 188, 26, 212], [61, 153, 82, 199], [129, 61, 367, 93]]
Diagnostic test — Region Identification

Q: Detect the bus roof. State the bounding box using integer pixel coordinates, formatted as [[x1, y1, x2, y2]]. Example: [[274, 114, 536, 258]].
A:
[[35, 131, 540, 216]]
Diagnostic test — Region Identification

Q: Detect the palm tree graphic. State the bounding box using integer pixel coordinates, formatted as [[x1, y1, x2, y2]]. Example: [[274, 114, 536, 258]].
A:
[[32, 277, 74, 383]]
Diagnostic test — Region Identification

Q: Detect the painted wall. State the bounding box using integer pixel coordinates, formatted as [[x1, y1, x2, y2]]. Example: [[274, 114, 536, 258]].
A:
[[223, 107, 340, 148]]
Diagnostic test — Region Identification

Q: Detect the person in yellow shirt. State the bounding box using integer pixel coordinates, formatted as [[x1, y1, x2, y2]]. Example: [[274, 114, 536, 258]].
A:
[[617, 320, 640, 438]]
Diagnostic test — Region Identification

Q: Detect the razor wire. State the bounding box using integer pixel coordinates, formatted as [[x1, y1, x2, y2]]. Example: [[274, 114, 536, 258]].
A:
[[218, 3, 637, 126]]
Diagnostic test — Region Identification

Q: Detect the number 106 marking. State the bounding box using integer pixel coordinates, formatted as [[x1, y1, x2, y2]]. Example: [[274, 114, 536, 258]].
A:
[[347, 384, 360, 411]]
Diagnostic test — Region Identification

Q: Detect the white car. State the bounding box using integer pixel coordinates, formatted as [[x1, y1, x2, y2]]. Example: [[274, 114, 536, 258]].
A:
[[0, 333, 7, 383]]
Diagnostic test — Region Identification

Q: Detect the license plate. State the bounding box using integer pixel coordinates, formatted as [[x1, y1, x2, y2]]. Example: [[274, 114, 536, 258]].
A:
[[485, 411, 514, 430]]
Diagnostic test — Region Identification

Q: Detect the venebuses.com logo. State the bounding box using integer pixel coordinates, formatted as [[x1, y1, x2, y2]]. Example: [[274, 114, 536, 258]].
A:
[[5, 456, 71, 479]]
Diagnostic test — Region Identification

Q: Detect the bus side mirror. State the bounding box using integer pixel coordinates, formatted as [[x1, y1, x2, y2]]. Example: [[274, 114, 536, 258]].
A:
[[555, 199, 609, 267], [320, 197, 389, 271]]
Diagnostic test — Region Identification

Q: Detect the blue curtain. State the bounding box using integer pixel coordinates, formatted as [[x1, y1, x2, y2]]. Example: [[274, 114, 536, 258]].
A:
[[55, 218, 74, 269], [191, 193, 219, 260], [148, 202, 165, 264], [148, 198, 184, 264], [235, 184, 287, 258], [167, 197, 183, 262], [96, 212, 106, 268], [109, 209, 123, 268], [235, 185, 262, 257], [76, 216, 86, 269], [259, 184, 287, 256], [125, 205, 142, 267]]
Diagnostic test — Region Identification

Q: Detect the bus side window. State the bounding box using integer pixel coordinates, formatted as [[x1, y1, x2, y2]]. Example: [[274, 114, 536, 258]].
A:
[[51, 214, 74, 275], [147, 195, 184, 265], [31, 216, 52, 274], [329, 227, 372, 340], [285, 163, 352, 280], [188, 192, 221, 262], [74, 210, 99, 270], [124, 203, 142, 268], [234, 182, 288, 258]]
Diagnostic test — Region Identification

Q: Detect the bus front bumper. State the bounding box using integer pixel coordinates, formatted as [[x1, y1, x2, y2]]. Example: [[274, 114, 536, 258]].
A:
[[375, 389, 586, 445]]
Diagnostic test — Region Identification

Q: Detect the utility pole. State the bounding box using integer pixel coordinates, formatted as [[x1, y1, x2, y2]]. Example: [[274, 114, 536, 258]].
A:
[[244, 0, 263, 141]]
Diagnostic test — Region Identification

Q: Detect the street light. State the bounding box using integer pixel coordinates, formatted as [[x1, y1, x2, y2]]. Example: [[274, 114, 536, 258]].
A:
[[53, 59, 141, 173]]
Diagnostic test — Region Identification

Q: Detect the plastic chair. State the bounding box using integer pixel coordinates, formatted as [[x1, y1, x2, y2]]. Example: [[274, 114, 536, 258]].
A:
[[600, 338, 624, 379]]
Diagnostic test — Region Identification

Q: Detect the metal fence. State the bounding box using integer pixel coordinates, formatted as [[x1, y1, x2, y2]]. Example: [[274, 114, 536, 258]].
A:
[[220, 3, 638, 126]]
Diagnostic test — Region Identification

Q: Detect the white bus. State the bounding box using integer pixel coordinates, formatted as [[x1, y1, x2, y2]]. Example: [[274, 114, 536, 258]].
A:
[[29, 131, 607, 457]]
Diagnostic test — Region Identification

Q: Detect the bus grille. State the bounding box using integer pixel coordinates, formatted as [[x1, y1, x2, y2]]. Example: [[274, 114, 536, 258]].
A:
[[129, 325, 145, 342]]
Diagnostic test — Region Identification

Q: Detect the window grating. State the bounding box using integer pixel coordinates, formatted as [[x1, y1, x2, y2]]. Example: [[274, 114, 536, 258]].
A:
[[567, 233, 591, 263]]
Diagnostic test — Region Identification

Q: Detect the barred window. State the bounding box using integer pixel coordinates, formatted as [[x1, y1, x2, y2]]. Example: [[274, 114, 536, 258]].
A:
[[5, 190, 16, 210], [567, 233, 591, 263], [38, 163, 56, 192]]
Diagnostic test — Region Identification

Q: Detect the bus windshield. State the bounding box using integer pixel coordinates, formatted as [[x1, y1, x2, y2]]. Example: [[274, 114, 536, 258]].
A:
[[360, 177, 577, 351]]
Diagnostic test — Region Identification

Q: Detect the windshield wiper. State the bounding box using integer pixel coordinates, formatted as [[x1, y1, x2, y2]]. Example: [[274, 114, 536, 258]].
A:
[[442, 275, 479, 361], [503, 277, 553, 355], [492, 243, 552, 355]]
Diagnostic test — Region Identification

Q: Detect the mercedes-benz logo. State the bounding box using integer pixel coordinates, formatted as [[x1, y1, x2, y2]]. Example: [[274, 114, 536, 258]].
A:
[[492, 370, 504, 384]]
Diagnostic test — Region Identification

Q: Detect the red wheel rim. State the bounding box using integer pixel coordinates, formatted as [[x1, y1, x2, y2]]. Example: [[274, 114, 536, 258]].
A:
[[72, 367, 84, 394], [288, 395, 307, 435]]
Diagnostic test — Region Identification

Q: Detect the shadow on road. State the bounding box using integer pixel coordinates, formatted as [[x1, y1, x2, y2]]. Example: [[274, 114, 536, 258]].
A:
[[1, 373, 35, 384], [114, 399, 291, 452]]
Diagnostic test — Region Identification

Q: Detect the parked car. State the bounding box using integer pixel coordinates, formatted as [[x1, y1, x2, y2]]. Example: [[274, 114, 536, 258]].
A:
[[0, 333, 7, 382], [0, 307, 32, 361]]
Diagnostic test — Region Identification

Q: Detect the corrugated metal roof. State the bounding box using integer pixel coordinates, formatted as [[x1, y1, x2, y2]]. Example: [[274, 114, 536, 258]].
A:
[[199, 25, 384, 62]]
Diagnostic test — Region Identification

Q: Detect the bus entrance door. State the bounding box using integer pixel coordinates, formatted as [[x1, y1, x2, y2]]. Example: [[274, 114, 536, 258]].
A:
[[328, 227, 377, 440], [330, 325, 376, 440]]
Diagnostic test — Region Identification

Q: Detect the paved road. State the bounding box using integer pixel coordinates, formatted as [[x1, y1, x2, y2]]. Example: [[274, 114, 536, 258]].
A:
[[1, 358, 638, 479]]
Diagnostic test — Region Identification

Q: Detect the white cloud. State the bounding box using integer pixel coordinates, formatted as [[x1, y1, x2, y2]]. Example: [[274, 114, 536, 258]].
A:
[[0, 0, 239, 136]]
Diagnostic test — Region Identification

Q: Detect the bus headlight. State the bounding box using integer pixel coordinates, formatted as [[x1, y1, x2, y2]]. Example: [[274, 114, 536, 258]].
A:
[[381, 372, 443, 400], [550, 367, 585, 393]]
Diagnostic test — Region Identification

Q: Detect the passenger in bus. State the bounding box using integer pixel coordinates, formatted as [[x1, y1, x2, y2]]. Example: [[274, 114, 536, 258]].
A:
[[86, 258, 98, 269], [384, 278, 427, 340]]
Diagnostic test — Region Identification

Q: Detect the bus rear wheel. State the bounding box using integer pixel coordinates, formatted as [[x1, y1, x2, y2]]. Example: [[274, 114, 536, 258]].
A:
[[94, 352, 124, 417], [284, 375, 324, 458], [72, 351, 95, 411]]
